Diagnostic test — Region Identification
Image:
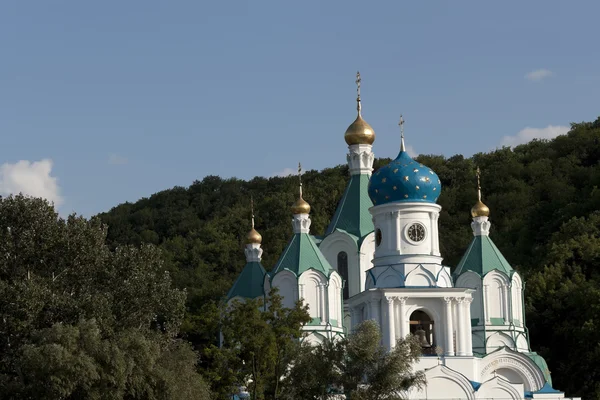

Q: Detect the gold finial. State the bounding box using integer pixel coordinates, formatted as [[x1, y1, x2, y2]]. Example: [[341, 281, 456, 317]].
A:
[[246, 195, 262, 244], [344, 72, 375, 145], [399, 114, 406, 152], [291, 162, 311, 214], [471, 166, 490, 218], [356, 71, 362, 115]]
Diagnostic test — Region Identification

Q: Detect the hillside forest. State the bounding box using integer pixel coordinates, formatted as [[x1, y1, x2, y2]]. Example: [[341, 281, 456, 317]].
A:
[[97, 117, 600, 398]]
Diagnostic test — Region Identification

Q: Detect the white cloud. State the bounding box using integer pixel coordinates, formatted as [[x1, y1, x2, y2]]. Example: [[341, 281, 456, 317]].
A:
[[272, 167, 296, 177], [108, 154, 128, 165], [525, 69, 553, 82], [0, 159, 63, 206], [405, 144, 418, 158], [501, 125, 569, 147]]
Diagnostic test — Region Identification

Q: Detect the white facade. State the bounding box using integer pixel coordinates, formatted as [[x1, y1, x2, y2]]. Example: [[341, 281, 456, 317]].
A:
[[318, 132, 568, 398]]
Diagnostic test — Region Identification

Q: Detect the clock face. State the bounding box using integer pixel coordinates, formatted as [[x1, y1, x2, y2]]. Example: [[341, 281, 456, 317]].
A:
[[407, 223, 426, 242]]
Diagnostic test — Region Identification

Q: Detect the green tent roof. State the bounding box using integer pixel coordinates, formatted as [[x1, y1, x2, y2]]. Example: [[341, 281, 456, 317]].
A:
[[227, 261, 266, 300], [271, 233, 334, 277], [453, 235, 514, 277], [325, 174, 374, 240]]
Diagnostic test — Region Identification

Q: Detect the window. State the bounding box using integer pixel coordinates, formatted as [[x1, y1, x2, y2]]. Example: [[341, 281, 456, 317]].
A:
[[337, 251, 349, 300]]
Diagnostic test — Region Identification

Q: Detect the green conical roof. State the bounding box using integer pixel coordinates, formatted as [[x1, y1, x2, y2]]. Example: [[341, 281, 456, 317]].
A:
[[271, 233, 334, 277], [326, 174, 374, 240], [453, 235, 514, 278], [227, 261, 266, 300]]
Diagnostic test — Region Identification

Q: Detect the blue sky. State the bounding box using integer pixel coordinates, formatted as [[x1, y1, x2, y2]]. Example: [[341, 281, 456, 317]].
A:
[[1, 1, 599, 216]]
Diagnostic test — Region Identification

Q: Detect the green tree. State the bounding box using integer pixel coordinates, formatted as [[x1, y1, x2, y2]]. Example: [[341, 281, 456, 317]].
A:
[[215, 288, 311, 400], [284, 320, 425, 400], [0, 195, 210, 399]]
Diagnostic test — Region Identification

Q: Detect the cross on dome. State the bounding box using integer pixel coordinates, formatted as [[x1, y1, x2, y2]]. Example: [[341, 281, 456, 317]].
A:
[[399, 114, 406, 152]]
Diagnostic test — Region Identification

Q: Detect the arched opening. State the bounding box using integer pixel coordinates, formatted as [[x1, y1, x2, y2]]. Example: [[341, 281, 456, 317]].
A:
[[410, 310, 436, 355], [337, 251, 349, 300]]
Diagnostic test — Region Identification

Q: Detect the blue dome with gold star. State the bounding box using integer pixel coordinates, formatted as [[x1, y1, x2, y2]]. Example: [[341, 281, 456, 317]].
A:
[[368, 150, 441, 205]]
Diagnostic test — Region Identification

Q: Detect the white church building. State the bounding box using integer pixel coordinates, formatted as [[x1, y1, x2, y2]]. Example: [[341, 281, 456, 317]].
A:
[[227, 74, 574, 399]]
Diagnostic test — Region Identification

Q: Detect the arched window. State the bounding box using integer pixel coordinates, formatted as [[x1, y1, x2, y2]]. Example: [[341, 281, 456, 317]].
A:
[[410, 310, 435, 355], [337, 251, 349, 300]]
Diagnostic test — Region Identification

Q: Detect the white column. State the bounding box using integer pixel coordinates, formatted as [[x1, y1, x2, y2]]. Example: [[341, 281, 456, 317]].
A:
[[483, 285, 490, 324], [502, 284, 510, 325], [393, 211, 401, 253], [383, 297, 396, 350], [397, 297, 408, 340], [350, 308, 357, 331], [464, 298, 473, 356], [443, 297, 455, 356], [369, 299, 380, 326], [456, 298, 467, 356], [321, 283, 329, 324]]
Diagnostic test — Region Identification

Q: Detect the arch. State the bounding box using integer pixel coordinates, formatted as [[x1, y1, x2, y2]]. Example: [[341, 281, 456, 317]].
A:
[[476, 376, 523, 400], [377, 267, 403, 288], [337, 251, 349, 300], [271, 270, 298, 309], [511, 272, 524, 326], [456, 271, 483, 324], [483, 270, 510, 322], [515, 332, 529, 352], [405, 264, 436, 287], [410, 365, 475, 400], [436, 267, 453, 288], [486, 331, 516, 350], [409, 309, 436, 353], [263, 274, 272, 297], [299, 270, 327, 322], [328, 271, 343, 327], [319, 231, 360, 297], [480, 347, 546, 391], [303, 331, 326, 345], [365, 271, 375, 290], [359, 232, 376, 291]]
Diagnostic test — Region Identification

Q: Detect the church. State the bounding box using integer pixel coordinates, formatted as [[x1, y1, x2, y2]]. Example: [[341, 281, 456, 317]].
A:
[[226, 73, 572, 400]]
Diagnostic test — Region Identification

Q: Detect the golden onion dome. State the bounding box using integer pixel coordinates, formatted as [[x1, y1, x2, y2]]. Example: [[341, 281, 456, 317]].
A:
[[246, 227, 262, 244], [471, 200, 490, 218], [344, 114, 376, 145], [291, 197, 311, 214]]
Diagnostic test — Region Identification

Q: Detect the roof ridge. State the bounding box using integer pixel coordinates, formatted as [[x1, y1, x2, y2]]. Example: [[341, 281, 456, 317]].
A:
[[484, 236, 513, 274]]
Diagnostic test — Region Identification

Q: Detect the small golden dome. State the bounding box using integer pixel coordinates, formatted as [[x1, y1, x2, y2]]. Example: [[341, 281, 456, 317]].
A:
[[246, 227, 262, 244], [344, 114, 375, 145], [291, 197, 311, 214], [471, 200, 490, 218]]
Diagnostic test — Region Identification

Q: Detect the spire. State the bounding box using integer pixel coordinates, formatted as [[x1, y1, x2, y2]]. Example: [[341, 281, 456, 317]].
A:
[[356, 71, 362, 115], [298, 162, 303, 199], [246, 195, 262, 245], [471, 167, 490, 219], [476, 167, 482, 202], [251, 195, 255, 229], [291, 162, 311, 215], [399, 114, 406, 152]]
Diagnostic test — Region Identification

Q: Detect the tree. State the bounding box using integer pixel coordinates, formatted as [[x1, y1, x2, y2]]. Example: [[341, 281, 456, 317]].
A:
[[214, 288, 311, 400], [284, 320, 426, 400], [0, 195, 210, 399], [96, 116, 600, 399]]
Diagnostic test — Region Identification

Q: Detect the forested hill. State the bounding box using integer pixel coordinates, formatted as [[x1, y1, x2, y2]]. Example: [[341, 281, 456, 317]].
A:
[[98, 117, 600, 397]]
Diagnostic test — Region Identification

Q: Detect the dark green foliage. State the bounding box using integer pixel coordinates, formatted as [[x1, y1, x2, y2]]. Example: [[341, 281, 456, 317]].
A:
[[0, 195, 211, 399], [283, 320, 425, 400], [211, 288, 311, 400], [97, 117, 600, 399]]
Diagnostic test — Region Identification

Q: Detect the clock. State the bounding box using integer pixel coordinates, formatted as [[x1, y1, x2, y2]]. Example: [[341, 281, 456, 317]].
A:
[[407, 223, 426, 242]]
